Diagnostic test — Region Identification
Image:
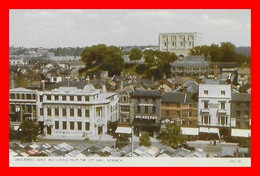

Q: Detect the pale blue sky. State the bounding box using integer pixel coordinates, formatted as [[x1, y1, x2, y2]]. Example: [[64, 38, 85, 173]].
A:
[[10, 9, 251, 48]]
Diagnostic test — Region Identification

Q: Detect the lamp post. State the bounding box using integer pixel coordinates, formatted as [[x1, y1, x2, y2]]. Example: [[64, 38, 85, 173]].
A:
[[131, 126, 134, 157]]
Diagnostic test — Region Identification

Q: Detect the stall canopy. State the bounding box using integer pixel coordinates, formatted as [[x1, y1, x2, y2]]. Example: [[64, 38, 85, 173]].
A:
[[181, 127, 199, 136], [115, 127, 132, 134], [231, 129, 251, 138]]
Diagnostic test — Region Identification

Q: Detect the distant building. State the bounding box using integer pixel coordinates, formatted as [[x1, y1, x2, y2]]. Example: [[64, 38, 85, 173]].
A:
[[159, 32, 201, 57], [161, 92, 198, 126], [230, 93, 251, 129], [171, 56, 209, 76], [130, 89, 162, 137], [237, 68, 251, 85]]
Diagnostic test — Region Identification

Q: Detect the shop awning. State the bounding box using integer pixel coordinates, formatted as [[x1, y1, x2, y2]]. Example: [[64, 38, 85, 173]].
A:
[[199, 127, 220, 136], [115, 127, 132, 134], [181, 127, 199, 136], [231, 129, 251, 138]]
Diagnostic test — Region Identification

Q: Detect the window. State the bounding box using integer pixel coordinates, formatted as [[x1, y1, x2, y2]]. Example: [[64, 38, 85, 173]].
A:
[[70, 108, 74, 117], [16, 94, 20, 99], [221, 91, 225, 95], [47, 95, 51, 101], [145, 106, 148, 113], [78, 96, 82, 101], [40, 95, 43, 102], [21, 94, 25, 99], [96, 107, 102, 117], [152, 106, 156, 113], [55, 108, 59, 116], [70, 96, 74, 101], [85, 122, 90, 131], [204, 90, 208, 95], [78, 122, 82, 130], [220, 102, 225, 109], [63, 108, 67, 116], [202, 115, 210, 124], [62, 96, 66, 101], [218, 116, 227, 126], [55, 96, 59, 101], [245, 111, 249, 117], [40, 108, 43, 116], [62, 121, 67, 130], [47, 108, 51, 116], [78, 109, 82, 117], [204, 101, 209, 109], [189, 104, 192, 108], [189, 111, 192, 117], [85, 96, 89, 101], [137, 106, 141, 113], [55, 121, 59, 130], [27, 94, 32, 99], [10, 93, 15, 99], [70, 122, 74, 130], [85, 109, 89, 117]]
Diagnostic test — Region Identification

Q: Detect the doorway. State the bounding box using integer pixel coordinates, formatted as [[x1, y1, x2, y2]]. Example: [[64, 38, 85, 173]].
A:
[[47, 126, 52, 135], [98, 126, 103, 135]]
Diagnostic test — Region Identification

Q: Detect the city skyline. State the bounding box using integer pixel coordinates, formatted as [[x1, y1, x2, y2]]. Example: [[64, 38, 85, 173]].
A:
[[10, 9, 251, 48]]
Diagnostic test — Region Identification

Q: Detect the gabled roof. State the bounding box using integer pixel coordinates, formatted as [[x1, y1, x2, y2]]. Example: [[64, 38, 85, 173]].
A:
[[162, 92, 197, 103]]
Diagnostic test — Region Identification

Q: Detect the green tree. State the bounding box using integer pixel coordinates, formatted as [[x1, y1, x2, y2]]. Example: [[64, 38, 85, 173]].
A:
[[129, 48, 142, 61], [81, 44, 124, 76], [19, 120, 40, 143], [139, 132, 151, 147], [160, 123, 186, 149], [143, 49, 155, 66]]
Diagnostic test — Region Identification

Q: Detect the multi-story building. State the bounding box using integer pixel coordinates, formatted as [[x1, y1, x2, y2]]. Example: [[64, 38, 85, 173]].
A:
[[9, 88, 38, 130], [9, 84, 119, 139], [161, 92, 198, 126], [171, 56, 209, 76], [159, 32, 201, 57], [118, 89, 132, 123], [198, 84, 232, 131], [230, 93, 251, 129], [130, 89, 162, 137]]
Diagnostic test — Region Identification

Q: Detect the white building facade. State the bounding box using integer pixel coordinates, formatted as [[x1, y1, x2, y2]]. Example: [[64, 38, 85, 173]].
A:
[[9, 84, 119, 139], [159, 32, 201, 57], [198, 84, 232, 128]]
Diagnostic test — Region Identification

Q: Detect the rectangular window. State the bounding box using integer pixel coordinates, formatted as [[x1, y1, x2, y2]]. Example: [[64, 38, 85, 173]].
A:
[[47, 108, 51, 116], [70, 122, 74, 130], [85, 109, 89, 117], [62, 96, 66, 101], [78, 96, 82, 101], [152, 106, 156, 113], [62, 121, 67, 130], [220, 102, 225, 109], [16, 94, 20, 99], [10, 93, 15, 99], [78, 122, 82, 130], [85, 96, 89, 101], [55, 121, 59, 130], [137, 106, 141, 113], [55, 96, 59, 101], [27, 94, 31, 99], [21, 94, 25, 99], [55, 108, 59, 116], [47, 95, 51, 101], [63, 108, 67, 116], [70, 96, 74, 101], [204, 90, 208, 95], [70, 108, 74, 117], [78, 109, 82, 117], [40, 95, 43, 102], [85, 122, 90, 131], [221, 91, 225, 95], [204, 101, 209, 109], [96, 107, 102, 117], [189, 111, 192, 117], [32, 94, 36, 100], [40, 108, 43, 116]]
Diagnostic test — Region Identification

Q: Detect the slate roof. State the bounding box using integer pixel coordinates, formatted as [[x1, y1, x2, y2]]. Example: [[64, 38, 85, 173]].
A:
[[172, 56, 209, 68], [131, 89, 161, 98], [46, 81, 86, 90], [232, 93, 251, 102], [162, 92, 197, 103], [209, 62, 238, 68]]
